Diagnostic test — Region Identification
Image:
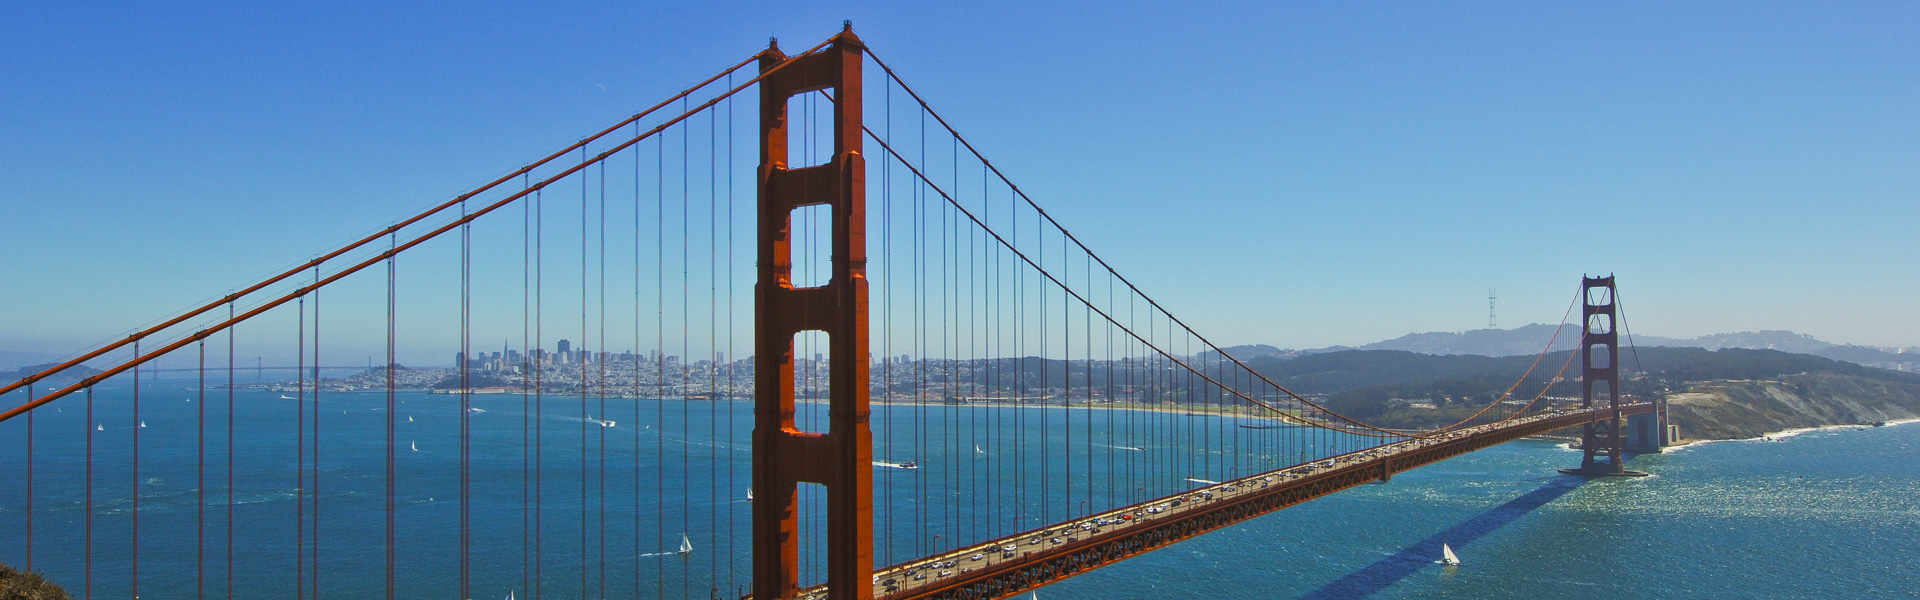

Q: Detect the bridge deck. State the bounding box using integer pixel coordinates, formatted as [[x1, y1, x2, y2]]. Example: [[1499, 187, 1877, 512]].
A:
[[792, 404, 1653, 600]]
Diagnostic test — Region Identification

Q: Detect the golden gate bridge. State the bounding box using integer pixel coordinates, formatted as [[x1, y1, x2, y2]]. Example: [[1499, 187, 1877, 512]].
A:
[[1, 24, 1667, 600]]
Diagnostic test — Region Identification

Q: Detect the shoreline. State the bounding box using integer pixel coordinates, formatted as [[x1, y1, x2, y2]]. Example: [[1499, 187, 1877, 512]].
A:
[[1664, 416, 1920, 450], [263, 386, 1920, 449]]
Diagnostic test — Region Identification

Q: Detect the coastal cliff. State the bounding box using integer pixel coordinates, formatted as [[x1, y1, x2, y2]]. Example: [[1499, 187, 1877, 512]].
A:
[[1666, 373, 1920, 441]]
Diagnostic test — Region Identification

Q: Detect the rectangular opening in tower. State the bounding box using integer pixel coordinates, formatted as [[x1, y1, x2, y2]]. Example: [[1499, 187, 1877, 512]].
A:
[[786, 91, 837, 170], [791, 204, 833, 289], [793, 329, 831, 433], [1586, 344, 1613, 370], [1587, 313, 1614, 335], [1585, 285, 1614, 306], [1588, 377, 1613, 399], [796, 481, 831, 589]]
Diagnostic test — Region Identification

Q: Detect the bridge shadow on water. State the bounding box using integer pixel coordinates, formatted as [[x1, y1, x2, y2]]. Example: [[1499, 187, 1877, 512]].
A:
[[1295, 474, 1588, 600]]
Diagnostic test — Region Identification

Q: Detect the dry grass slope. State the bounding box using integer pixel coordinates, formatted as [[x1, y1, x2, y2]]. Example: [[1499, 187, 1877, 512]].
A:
[[1667, 373, 1920, 440], [0, 562, 71, 600]]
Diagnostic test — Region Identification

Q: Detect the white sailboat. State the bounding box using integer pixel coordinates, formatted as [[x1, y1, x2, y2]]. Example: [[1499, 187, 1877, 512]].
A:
[[677, 533, 693, 555], [1437, 543, 1460, 566], [746, 487, 754, 501], [97, 424, 104, 431], [139, 421, 147, 428], [408, 415, 414, 423], [505, 591, 515, 600], [410, 441, 419, 452]]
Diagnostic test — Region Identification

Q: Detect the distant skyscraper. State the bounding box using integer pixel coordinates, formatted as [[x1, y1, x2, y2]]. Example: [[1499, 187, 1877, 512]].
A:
[[557, 339, 571, 360]]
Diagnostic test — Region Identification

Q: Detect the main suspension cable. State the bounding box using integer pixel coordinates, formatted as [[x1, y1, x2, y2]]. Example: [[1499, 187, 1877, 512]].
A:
[[0, 40, 836, 424]]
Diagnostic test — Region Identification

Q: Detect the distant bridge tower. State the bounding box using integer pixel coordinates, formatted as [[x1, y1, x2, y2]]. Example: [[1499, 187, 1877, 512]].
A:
[[1562, 275, 1652, 476]]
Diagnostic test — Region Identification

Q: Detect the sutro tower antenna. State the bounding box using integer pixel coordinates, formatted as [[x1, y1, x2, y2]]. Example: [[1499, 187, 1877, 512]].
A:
[[1488, 288, 1497, 329]]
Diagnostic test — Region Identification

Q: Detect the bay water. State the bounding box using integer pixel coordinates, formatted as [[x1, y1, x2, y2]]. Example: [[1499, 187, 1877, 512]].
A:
[[3, 377, 1915, 599]]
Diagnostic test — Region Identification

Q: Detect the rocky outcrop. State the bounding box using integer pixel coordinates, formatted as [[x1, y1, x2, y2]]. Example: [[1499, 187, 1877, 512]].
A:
[[1666, 373, 1920, 440]]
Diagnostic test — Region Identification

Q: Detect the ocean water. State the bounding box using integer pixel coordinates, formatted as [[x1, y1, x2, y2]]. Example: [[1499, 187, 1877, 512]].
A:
[[3, 377, 1916, 599], [1036, 421, 1920, 599]]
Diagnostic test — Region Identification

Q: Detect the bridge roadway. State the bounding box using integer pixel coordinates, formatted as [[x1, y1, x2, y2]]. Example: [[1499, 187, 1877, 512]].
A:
[[787, 403, 1654, 600]]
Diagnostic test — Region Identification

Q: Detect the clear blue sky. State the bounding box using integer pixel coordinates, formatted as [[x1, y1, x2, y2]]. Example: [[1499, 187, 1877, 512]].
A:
[[3, 1, 1916, 361]]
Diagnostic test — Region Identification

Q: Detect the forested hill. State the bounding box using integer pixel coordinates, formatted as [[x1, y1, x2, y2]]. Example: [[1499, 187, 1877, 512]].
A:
[[1241, 347, 1920, 436], [1243, 347, 1919, 396]]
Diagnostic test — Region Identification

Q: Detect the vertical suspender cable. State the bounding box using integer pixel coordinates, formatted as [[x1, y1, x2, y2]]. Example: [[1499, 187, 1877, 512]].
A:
[[521, 174, 532, 600], [1105, 255, 1121, 507], [133, 340, 141, 600], [880, 76, 894, 563], [580, 147, 591, 600], [542, 183, 552, 598], [311, 274, 321, 599], [1038, 175, 1051, 526], [1060, 212, 1072, 520], [879, 75, 892, 563], [86, 386, 93, 600], [941, 131, 952, 546], [680, 95, 693, 597], [385, 233, 397, 600], [706, 101, 719, 595], [297, 297, 305, 600], [534, 186, 545, 600], [460, 200, 472, 600], [969, 147, 980, 543], [24, 384, 31, 574], [725, 73, 738, 596], [227, 303, 234, 600], [914, 103, 926, 554], [631, 120, 643, 599], [654, 129, 666, 598], [598, 157, 609, 600], [1010, 170, 1022, 534], [133, 340, 142, 596], [197, 341, 205, 600]]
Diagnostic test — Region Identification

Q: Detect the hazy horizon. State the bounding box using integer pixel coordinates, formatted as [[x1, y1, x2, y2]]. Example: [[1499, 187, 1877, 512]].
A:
[[5, 2, 1915, 359]]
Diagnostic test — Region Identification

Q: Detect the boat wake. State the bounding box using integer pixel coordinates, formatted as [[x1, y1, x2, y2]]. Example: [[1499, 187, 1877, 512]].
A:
[[470, 408, 613, 427], [636, 534, 695, 557]]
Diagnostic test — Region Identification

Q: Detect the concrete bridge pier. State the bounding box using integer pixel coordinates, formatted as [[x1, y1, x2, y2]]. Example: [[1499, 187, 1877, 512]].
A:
[[1623, 398, 1669, 454]]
